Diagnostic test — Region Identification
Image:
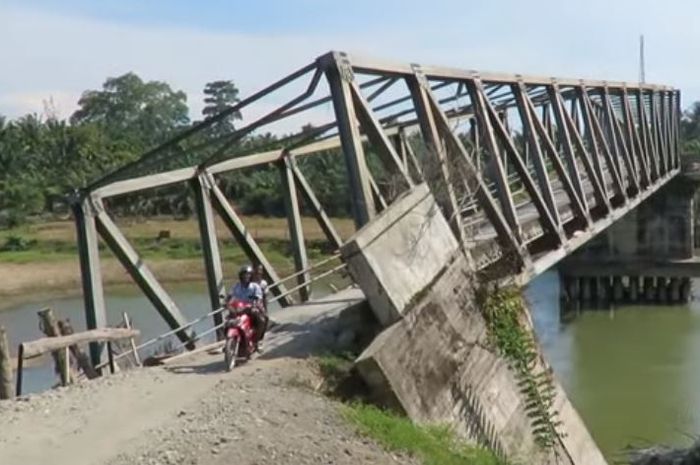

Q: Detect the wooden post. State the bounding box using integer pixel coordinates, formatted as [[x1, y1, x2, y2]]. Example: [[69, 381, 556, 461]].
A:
[[15, 344, 24, 397], [122, 313, 141, 367], [38, 308, 73, 386], [0, 326, 14, 400], [58, 319, 100, 379], [107, 342, 115, 374]]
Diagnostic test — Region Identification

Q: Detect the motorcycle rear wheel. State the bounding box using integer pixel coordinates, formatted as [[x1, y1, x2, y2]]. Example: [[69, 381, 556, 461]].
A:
[[224, 336, 240, 372]]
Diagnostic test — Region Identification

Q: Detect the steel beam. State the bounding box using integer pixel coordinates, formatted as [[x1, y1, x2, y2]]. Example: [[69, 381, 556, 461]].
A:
[[580, 87, 625, 200], [622, 87, 650, 188], [209, 180, 293, 307], [349, 81, 413, 188], [73, 196, 107, 366], [467, 78, 521, 238], [513, 83, 560, 228], [406, 69, 465, 245], [602, 87, 638, 193], [191, 174, 225, 336], [519, 85, 588, 224], [94, 204, 193, 347], [340, 51, 674, 91], [322, 52, 375, 228], [289, 158, 343, 250], [279, 155, 310, 301], [424, 88, 527, 266], [548, 85, 586, 210], [637, 90, 658, 181], [477, 83, 562, 243]]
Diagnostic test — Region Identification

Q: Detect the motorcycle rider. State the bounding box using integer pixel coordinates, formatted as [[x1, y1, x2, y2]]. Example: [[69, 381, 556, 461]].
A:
[[226, 265, 266, 350]]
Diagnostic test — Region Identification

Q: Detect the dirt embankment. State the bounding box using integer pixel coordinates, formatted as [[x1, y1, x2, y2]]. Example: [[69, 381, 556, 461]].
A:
[[0, 357, 412, 465], [0, 258, 207, 309], [0, 289, 409, 465]]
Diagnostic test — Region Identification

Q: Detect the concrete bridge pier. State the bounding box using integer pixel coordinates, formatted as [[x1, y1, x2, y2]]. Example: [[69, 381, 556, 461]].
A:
[[343, 184, 608, 465], [612, 277, 624, 302], [629, 276, 639, 302], [657, 277, 668, 303], [669, 278, 681, 303], [644, 277, 656, 302], [681, 278, 692, 301], [581, 277, 593, 303], [559, 177, 699, 307]]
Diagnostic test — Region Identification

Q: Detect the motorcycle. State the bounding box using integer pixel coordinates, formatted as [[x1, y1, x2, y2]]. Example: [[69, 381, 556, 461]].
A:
[[223, 298, 259, 371]]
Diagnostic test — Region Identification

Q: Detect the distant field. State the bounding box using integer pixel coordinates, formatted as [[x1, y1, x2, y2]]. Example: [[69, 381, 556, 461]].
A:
[[0, 215, 356, 264], [0, 215, 356, 298]]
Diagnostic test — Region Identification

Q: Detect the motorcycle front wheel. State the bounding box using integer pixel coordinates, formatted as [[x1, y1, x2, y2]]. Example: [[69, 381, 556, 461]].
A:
[[224, 336, 240, 372]]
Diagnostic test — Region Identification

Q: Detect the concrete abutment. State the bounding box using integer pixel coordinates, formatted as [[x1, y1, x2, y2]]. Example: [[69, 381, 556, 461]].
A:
[[342, 183, 608, 465]]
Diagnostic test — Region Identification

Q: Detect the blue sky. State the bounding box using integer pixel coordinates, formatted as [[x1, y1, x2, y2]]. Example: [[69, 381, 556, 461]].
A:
[[1, 0, 697, 124]]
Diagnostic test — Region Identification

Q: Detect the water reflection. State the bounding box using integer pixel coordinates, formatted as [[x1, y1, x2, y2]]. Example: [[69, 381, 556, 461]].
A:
[[527, 271, 700, 459]]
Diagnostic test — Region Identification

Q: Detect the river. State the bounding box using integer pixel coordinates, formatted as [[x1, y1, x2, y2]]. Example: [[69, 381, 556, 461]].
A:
[[1, 271, 699, 460]]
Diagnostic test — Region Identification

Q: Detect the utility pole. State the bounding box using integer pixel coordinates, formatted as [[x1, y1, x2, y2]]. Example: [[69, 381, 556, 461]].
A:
[[639, 34, 646, 84]]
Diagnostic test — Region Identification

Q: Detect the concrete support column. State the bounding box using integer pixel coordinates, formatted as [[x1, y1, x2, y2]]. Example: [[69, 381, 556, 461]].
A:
[[669, 278, 681, 303], [612, 276, 624, 302], [629, 276, 639, 302], [644, 277, 656, 301], [581, 277, 592, 303], [657, 277, 668, 303]]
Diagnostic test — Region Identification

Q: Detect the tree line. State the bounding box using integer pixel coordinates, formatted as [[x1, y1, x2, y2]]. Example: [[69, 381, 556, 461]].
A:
[[2, 72, 700, 228], [0, 73, 353, 227]]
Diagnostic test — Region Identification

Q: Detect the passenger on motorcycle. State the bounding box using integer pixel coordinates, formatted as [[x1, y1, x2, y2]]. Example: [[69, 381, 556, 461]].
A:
[[226, 265, 267, 350], [252, 264, 269, 310]]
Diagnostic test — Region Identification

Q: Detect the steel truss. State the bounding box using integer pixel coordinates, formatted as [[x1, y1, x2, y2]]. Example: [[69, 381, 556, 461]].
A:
[[73, 51, 680, 362]]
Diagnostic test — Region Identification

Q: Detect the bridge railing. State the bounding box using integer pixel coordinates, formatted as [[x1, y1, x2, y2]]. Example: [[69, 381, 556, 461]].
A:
[[94, 255, 350, 368]]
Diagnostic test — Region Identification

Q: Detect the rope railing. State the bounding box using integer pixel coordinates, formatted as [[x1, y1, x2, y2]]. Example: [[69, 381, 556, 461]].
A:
[[93, 256, 350, 370], [266, 253, 343, 290], [269, 262, 347, 304]]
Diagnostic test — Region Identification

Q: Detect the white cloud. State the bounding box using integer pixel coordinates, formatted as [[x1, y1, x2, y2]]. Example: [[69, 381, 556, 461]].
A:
[[1, 0, 699, 131]]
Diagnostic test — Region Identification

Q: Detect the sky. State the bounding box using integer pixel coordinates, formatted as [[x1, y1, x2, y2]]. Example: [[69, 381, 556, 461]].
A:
[[1, 0, 698, 125]]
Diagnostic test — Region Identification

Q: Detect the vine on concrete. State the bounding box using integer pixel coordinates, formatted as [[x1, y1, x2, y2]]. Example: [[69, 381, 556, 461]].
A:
[[479, 285, 564, 452]]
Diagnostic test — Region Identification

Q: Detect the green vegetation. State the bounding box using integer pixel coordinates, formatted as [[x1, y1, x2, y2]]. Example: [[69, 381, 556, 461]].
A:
[[314, 353, 507, 465], [682, 102, 700, 155], [0, 216, 353, 266], [479, 286, 563, 451], [0, 72, 359, 229], [343, 403, 507, 465]]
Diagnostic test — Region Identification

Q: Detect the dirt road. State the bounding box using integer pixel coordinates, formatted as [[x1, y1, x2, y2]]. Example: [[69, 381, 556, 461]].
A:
[[0, 289, 411, 465]]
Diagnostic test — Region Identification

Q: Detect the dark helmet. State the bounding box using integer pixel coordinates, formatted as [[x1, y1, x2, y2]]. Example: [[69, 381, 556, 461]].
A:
[[238, 265, 253, 279]]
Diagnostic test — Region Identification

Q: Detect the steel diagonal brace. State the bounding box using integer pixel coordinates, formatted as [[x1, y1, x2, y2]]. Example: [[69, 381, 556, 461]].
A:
[[621, 87, 650, 188], [516, 82, 589, 226], [466, 77, 521, 238], [424, 86, 531, 271], [406, 65, 466, 246], [208, 177, 294, 307], [512, 81, 561, 228], [579, 86, 624, 202], [348, 81, 414, 189], [472, 79, 563, 244]]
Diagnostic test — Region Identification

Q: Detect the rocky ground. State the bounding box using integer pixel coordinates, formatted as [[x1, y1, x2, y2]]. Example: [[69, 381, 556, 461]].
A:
[[0, 289, 412, 465]]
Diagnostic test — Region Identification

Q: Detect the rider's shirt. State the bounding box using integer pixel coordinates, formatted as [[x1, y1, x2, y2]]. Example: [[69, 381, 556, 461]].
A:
[[228, 282, 263, 304], [257, 279, 269, 297]]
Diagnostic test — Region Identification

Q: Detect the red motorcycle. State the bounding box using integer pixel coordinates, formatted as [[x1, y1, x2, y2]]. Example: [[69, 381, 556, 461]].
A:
[[223, 299, 259, 371]]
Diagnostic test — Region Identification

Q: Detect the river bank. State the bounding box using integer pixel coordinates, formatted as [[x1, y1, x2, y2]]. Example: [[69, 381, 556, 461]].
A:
[[0, 215, 355, 309], [0, 258, 207, 311]]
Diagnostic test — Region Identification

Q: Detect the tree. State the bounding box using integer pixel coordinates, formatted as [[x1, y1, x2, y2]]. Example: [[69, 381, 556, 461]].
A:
[[682, 102, 700, 152], [71, 72, 189, 152], [202, 80, 241, 134]]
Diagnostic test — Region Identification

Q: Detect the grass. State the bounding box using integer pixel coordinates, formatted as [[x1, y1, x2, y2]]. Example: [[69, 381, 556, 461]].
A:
[[0, 215, 353, 266], [343, 403, 508, 465], [313, 353, 508, 465]]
